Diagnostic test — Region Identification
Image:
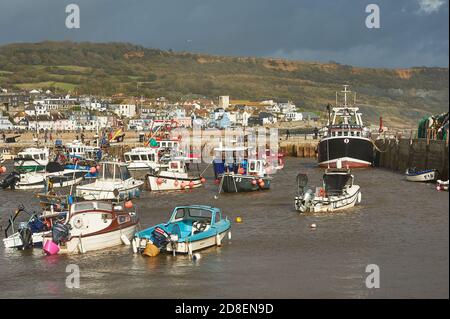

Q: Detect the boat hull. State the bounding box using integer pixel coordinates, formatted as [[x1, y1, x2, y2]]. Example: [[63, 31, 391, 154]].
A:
[[166, 229, 230, 254], [405, 169, 437, 182], [219, 173, 271, 193], [318, 137, 373, 168], [58, 224, 137, 254], [76, 182, 143, 200], [295, 185, 361, 213], [147, 174, 203, 191]]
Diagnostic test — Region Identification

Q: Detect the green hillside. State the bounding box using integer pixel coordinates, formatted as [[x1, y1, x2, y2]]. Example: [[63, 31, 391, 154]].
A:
[[0, 41, 448, 127]]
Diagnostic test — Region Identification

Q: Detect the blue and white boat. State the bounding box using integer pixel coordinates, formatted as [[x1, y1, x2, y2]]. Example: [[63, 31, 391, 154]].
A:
[[132, 205, 231, 256], [405, 168, 438, 182]]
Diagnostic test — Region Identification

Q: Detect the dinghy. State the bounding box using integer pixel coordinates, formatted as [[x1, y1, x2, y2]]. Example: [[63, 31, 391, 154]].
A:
[[3, 205, 66, 249], [75, 161, 144, 200], [146, 159, 204, 191], [42, 201, 138, 254], [294, 168, 361, 213], [132, 205, 231, 256], [405, 168, 438, 182]]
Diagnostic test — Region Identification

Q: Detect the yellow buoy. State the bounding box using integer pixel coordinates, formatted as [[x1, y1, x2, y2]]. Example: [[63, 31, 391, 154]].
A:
[[142, 243, 160, 257], [235, 217, 242, 223]]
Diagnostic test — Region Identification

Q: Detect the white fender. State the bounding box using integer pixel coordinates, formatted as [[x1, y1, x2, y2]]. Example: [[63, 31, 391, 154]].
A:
[[121, 234, 131, 246], [357, 191, 362, 204], [131, 238, 138, 253]]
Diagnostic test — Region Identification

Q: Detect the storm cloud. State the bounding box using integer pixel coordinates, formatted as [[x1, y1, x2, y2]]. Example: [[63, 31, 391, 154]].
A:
[[0, 0, 448, 68]]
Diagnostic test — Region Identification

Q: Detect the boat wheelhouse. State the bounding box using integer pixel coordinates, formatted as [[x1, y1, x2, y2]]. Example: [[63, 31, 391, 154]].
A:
[[124, 147, 168, 179], [13, 148, 49, 173], [65, 140, 102, 162], [75, 161, 144, 200], [317, 85, 373, 168]]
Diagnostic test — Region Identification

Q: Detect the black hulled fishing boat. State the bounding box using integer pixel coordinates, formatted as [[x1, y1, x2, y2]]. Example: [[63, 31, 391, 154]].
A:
[[213, 144, 272, 193], [317, 85, 374, 168]]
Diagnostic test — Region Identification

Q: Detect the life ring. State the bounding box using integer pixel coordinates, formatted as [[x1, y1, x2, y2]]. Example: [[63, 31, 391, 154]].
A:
[[73, 216, 84, 229]]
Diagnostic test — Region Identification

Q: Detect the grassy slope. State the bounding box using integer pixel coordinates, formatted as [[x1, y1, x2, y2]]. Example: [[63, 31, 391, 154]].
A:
[[0, 41, 448, 127]]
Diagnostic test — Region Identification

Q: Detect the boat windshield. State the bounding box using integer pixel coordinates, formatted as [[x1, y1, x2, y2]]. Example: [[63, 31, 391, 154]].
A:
[[72, 202, 111, 213], [172, 207, 212, 223], [120, 166, 131, 180]]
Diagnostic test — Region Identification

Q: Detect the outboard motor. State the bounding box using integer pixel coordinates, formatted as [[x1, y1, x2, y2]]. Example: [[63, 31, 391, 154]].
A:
[[0, 172, 20, 189], [51, 223, 70, 245], [295, 173, 314, 213], [296, 173, 308, 196], [151, 227, 170, 249], [18, 222, 33, 249]]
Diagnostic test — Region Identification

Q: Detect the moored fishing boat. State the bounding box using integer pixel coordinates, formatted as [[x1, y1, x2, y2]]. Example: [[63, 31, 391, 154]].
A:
[[146, 159, 205, 191], [42, 201, 138, 255], [13, 148, 49, 173], [294, 167, 361, 213], [405, 168, 438, 182], [65, 140, 102, 162], [317, 85, 374, 168], [75, 161, 144, 200], [132, 205, 231, 256], [1, 162, 86, 190], [213, 144, 272, 193]]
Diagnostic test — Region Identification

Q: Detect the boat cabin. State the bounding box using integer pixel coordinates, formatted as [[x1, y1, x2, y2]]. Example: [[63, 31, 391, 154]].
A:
[[167, 160, 185, 173], [322, 169, 354, 195], [247, 159, 266, 176], [17, 148, 49, 162], [167, 205, 223, 237], [99, 162, 132, 181], [124, 147, 158, 163], [66, 141, 101, 161]]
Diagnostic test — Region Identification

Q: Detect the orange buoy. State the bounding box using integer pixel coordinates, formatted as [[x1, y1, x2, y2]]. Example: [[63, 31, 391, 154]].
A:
[[124, 201, 133, 209], [189, 181, 194, 188], [200, 177, 206, 184]]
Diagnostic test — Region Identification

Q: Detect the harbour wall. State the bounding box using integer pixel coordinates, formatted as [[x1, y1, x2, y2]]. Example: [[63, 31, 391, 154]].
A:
[[375, 138, 449, 180]]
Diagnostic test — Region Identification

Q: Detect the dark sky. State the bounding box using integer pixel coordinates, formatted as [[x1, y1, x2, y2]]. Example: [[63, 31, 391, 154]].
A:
[[0, 0, 448, 68]]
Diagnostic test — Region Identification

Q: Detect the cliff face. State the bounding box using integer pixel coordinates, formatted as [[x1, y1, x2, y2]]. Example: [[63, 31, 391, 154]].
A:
[[0, 41, 448, 127]]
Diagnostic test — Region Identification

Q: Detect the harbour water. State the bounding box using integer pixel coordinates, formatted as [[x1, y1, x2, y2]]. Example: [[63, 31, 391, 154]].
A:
[[0, 158, 448, 298]]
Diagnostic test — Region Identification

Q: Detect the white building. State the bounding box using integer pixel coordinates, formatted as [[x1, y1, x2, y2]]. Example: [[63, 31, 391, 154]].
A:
[[113, 104, 137, 118], [0, 115, 13, 129]]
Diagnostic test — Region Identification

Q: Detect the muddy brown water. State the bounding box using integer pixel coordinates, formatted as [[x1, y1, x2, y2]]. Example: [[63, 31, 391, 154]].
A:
[[0, 158, 448, 298]]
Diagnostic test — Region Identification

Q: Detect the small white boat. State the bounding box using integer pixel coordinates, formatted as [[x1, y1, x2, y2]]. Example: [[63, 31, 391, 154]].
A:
[[1, 162, 86, 190], [43, 201, 138, 255], [146, 159, 204, 191], [3, 206, 66, 249], [124, 147, 168, 179], [76, 161, 144, 200], [405, 168, 438, 182], [294, 168, 361, 213], [13, 148, 49, 173]]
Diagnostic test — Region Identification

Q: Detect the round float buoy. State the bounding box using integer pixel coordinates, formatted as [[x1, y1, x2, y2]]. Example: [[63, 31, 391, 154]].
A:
[[174, 180, 179, 187], [258, 178, 263, 184], [124, 201, 133, 209], [192, 253, 202, 260], [259, 181, 265, 188], [310, 223, 317, 229], [235, 217, 242, 223], [180, 182, 186, 189], [89, 167, 97, 174], [189, 181, 194, 188], [238, 167, 244, 175], [96, 165, 101, 171], [0, 166, 6, 173], [156, 177, 163, 185], [251, 179, 257, 185], [201, 177, 206, 184], [214, 179, 220, 185]]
